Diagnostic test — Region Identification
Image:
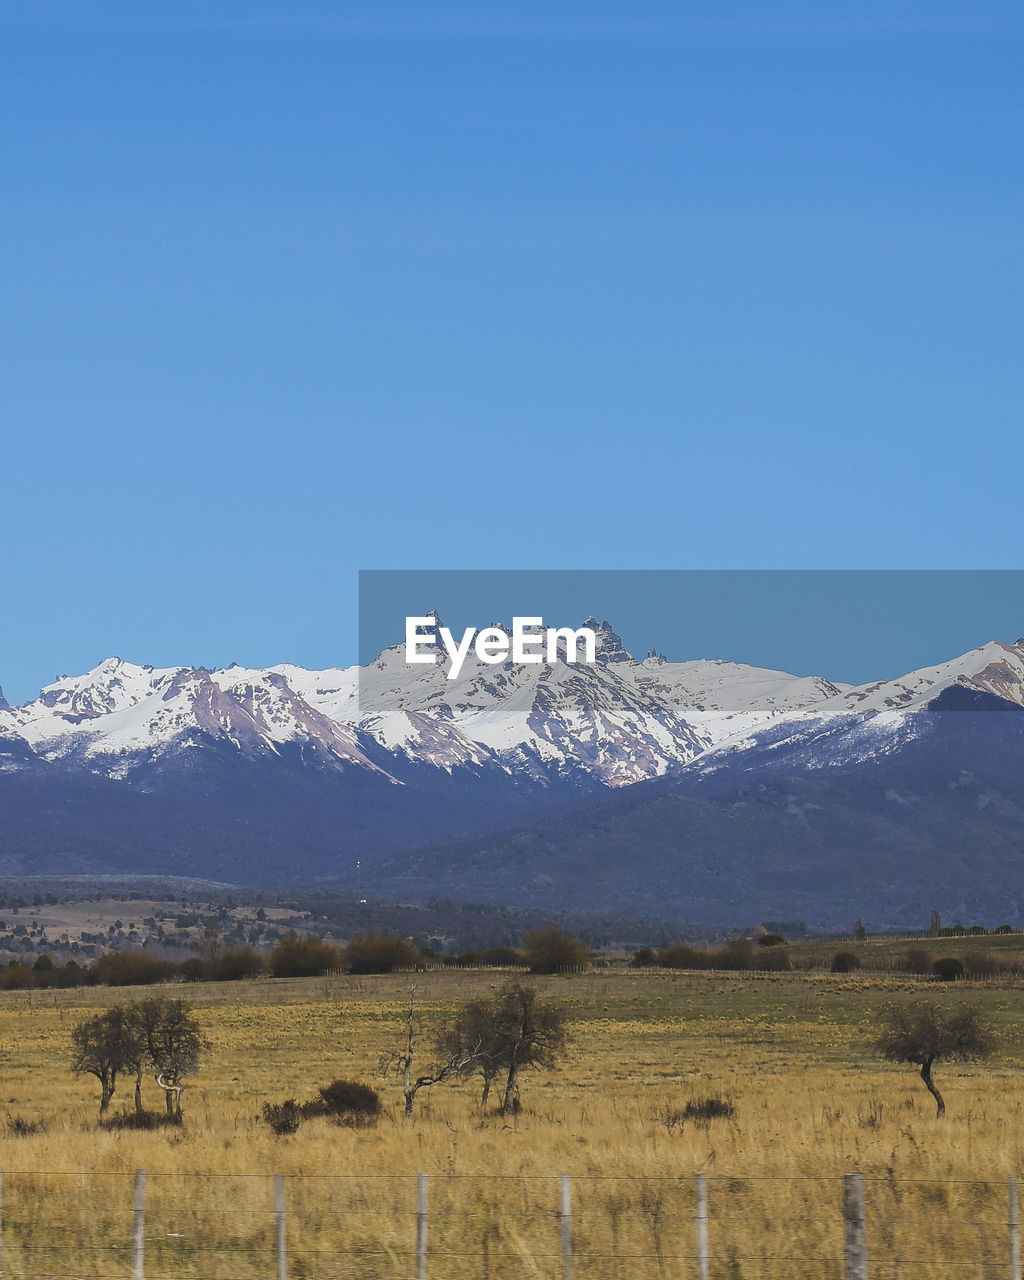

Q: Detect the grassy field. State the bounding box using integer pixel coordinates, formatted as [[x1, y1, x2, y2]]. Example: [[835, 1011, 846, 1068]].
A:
[[1, 966, 1023, 1278]]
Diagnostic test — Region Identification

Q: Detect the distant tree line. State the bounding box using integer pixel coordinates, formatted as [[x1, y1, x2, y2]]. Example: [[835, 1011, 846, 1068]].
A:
[[0, 926, 593, 991], [631, 938, 794, 972]]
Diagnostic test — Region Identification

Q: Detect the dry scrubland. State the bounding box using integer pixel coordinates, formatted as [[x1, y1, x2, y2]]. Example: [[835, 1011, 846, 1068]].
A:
[[1, 968, 1024, 1277]]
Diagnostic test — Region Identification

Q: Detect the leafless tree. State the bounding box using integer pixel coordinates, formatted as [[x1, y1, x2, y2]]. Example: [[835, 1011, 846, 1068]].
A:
[[70, 997, 202, 1119], [381, 987, 481, 1117], [438, 981, 569, 1115], [132, 996, 202, 1116], [877, 1003, 993, 1117], [437, 998, 505, 1108], [70, 1007, 140, 1116]]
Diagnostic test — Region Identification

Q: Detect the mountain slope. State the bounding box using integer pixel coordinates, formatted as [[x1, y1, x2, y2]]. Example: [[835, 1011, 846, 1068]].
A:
[[3, 630, 1024, 925], [366, 644, 1024, 928]]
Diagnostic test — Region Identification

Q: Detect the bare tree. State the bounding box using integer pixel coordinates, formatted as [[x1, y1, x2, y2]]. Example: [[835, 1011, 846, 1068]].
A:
[[381, 987, 481, 1117], [437, 997, 505, 1108], [132, 996, 202, 1116], [439, 981, 569, 1115], [70, 1007, 140, 1117], [493, 982, 569, 1115], [877, 1003, 993, 1117]]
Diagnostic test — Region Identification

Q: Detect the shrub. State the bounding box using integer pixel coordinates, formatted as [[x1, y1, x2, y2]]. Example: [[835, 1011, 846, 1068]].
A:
[[757, 933, 787, 947], [344, 934, 420, 975], [0, 965, 38, 990], [209, 945, 267, 982], [664, 1095, 736, 1129], [479, 946, 526, 967], [994, 924, 1016, 934], [904, 947, 933, 974], [717, 938, 756, 971], [963, 949, 998, 979], [39, 961, 87, 989], [270, 934, 345, 978], [312, 1079, 382, 1124], [657, 943, 708, 969], [521, 927, 590, 974], [831, 951, 862, 973], [101, 1109, 182, 1131], [2, 1111, 46, 1137], [631, 947, 657, 968], [756, 946, 791, 972], [93, 950, 175, 987], [682, 1095, 736, 1124], [262, 1099, 301, 1136], [265, 1081, 381, 1132], [933, 956, 965, 982]]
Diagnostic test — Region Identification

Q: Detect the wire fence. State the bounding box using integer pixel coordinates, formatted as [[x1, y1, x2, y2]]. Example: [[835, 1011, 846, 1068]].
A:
[[0, 1169, 1020, 1279]]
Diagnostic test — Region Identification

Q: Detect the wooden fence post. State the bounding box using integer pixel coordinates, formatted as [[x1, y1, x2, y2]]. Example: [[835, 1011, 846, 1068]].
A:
[[275, 1173, 287, 1280], [696, 1174, 709, 1280], [1010, 1177, 1021, 1280], [417, 1172, 428, 1280], [560, 1174, 572, 1280], [133, 1169, 145, 1280], [843, 1172, 868, 1280]]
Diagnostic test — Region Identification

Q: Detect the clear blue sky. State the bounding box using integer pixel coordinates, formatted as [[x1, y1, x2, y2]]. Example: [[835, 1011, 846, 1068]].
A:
[[3, 2, 1023, 703]]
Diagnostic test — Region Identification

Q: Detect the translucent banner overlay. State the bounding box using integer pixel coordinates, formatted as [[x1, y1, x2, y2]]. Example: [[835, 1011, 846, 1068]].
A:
[[358, 569, 1024, 686]]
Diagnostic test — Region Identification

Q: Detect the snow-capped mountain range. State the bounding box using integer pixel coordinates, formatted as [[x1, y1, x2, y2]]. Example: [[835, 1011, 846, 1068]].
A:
[[0, 617, 852, 786], [4, 621, 1024, 786], [3, 622, 1024, 924]]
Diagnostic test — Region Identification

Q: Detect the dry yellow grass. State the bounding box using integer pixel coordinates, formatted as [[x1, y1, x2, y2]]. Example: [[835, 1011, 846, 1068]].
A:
[[0, 968, 1022, 1277]]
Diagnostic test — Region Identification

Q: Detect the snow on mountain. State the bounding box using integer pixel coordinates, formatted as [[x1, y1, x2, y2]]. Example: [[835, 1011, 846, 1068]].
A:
[[0, 658, 388, 780], [824, 639, 1024, 715], [11, 626, 1018, 791], [627, 654, 847, 742], [687, 638, 1024, 778], [349, 618, 712, 784]]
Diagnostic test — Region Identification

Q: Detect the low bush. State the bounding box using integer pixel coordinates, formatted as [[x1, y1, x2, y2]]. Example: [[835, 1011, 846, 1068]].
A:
[[345, 934, 420, 975], [831, 951, 861, 973], [101, 1109, 182, 1131], [657, 943, 709, 970], [93, 950, 175, 987], [682, 1095, 736, 1124], [479, 946, 526, 967], [717, 938, 756, 971], [963, 949, 998, 979], [0, 965, 38, 990], [312, 1079, 382, 1124], [755, 946, 791, 972], [904, 948, 933, 974], [663, 1095, 736, 1130], [209, 945, 268, 982], [262, 1099, 301, 1136], [270, 934, 345, 978], [933, 956, 965, 982], [522, 927, 590, 974], [264, 1080, 382, 1134], [3, 1111, 46, 1137]]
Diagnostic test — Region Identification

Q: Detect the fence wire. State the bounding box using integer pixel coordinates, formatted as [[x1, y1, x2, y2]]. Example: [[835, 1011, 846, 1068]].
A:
[[0, 1170, 1019, 1279]]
